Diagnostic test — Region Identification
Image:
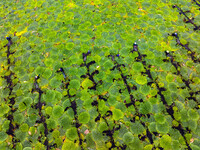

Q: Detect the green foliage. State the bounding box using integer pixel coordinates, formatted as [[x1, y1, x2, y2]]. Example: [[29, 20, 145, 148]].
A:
[[66, 127, 78, 141], [15, 130, 27, 142], [144, 144, 153, 150], [132, 62, 144, 72], [103, 60, 114, 70], [23, 97, 33, 106], [69, 79, 80, 90], [45, 106, 52, 115], [1, 0, 200, 149], [128, 137, 143, 150], [139, 101, 152, 114], [188, 120, 197, 132], [172, 140, 180, 150], [2, 120, 10, 131], [98, 122, 108, 132], [42, 68, 52, 79], [66, 42, 74, 50], [91, 129, 103, 142], [168, 82, 178, 92], [19, 102, 27, 111], [29, 54, 39, 63], [166, 73, 174, 82], [112, 109, 124, 121], [0, 131, 8, 142], [160, 135, 172, 149], [130, 121, 145, 135], [136, 75, 147, 85], [154, 113, 166, 124], [0, 103, 10, 117], [78, 111, 90, 124], [14, 112, 24, 124], [20, 123, 29, 132], [49, 77, 61, 88], [188, 109, 199, 120], [81, 78, 94, 89], [35, 66, 45, 75], [140, 84, 151, 95], [60, 115, 72, 130], [16, 143, 23, 150], [123, 132, 134, 144], [46, 119, 57, 130], [45, 90, 55, 102], [52, 105, 64, 118], [23, 147, 32, 150], [62, 139, 79, 150], [156, 121, 169, 134]]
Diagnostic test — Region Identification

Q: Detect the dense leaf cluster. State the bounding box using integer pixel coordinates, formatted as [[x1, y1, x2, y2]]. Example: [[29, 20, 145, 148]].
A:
[[0, 0, 200, 150]]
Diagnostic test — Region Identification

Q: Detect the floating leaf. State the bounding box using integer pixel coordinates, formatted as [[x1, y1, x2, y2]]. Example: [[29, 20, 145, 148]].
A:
[[91, 129, 103, 142], [14, 112, 24, 124], [112, 109, 124, 121], [188, 120, 197, 132], [2, 120, 10, 131], [19, 102, 27, 112], [166, 73, 174, 82], [160, 135, 172, 149], [108, 95, 117, 106], [109, 85, 119, 96], [0, 132, 8, 142], [43, 68, 52, 79], [136, 75, 147, 85], [146, 51, 155, 59], [23, 97, 33, 106], [80, 34, 90, 42], [144, 144, 153, 150], [35, 66, 45, 75], [128, 137, 143, 150], [69, 79, 80, 90], [123, 132, 134, 144], [130, 121, 145, 135], [172, 140, 180, 150], [47, 119, 57, 130], [81, 78, 94, 89], [66, 42, 74, 50], [60, 115, 72, 130], [188, 109, 199, 120], [16, 143, 23, 150], [44, 58, 54, 67], [20, 123, 29, 132], [53, 105, 64, 118], [69, 88, 76, 95], [140, 84, 151, 95], [45, 90, 55, 102], [148, 122, 157, 133], [78, 111, 90, 124], [103, 60, 114, 70], [15, 130, 27, 142], [45, 106, 52, 115], [139, 101, 152, 114], [156, 121, 169, 134], [168, 82, 177, 92], [0, 104, 10, 117], [62, 139, 79, 150], [23, 147, 32, 150], [132, 62, 144, 72], [98, 122, 108, 132], [29, 54, 39, 63], [66, 127, 78, 141], [49, 77, 61, 88], [154, 113, 166, 124]]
